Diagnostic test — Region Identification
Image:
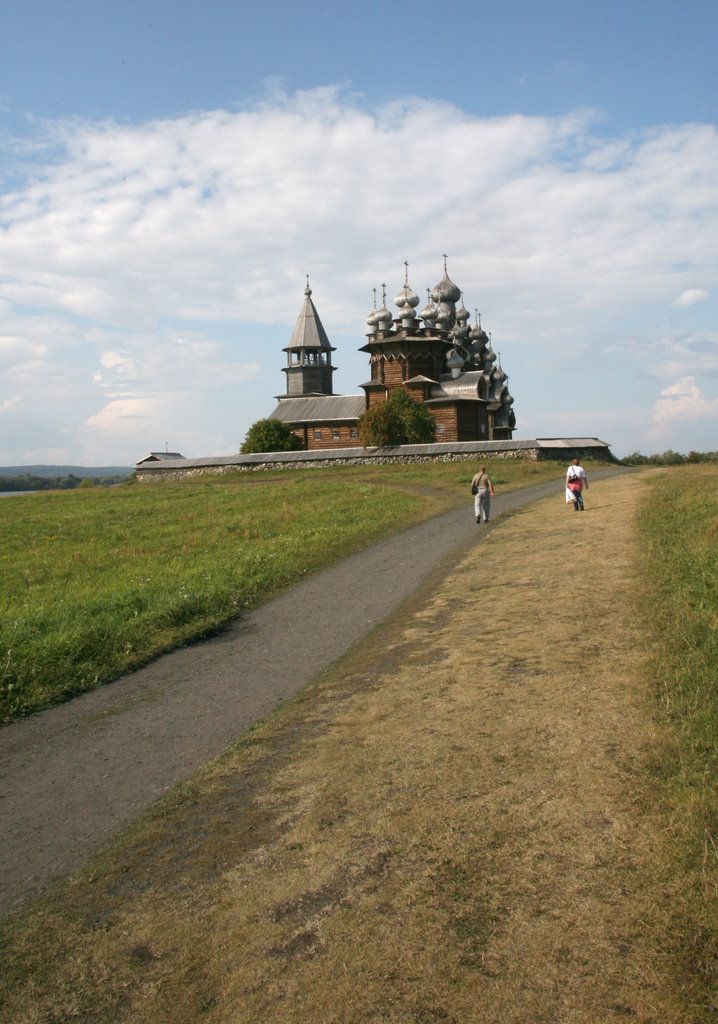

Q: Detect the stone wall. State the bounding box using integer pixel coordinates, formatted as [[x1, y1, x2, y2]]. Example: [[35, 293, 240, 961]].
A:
[[136, 440, 614, 482]]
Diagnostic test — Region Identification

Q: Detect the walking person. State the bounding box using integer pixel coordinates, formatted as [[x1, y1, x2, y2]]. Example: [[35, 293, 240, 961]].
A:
[[566, 458, 588, 512], [471, 465, 496, 524]]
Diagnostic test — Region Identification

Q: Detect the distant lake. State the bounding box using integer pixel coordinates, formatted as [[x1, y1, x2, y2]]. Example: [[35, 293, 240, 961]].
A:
[[0, 490, 40, 497]]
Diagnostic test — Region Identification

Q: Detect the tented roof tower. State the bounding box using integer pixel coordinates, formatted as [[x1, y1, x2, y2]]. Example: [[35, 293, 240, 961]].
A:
[[281, 279, 337, 398]]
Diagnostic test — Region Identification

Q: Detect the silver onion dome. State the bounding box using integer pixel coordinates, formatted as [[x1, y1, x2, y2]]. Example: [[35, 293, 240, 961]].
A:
[[395, 263, 420, 321], [446, 346, 465, 378], [375, 283, 393, 330], [434, 301, 454, 329], [375, 305, 393, 329], [420, 289, 438, 326], [431, 257, 462, 304], [469, 310, 488, 344], [366, 287, 380, 332], [394, 284, 420, 310], [456, 295, 470, 323], [484, 331, 497, 363]]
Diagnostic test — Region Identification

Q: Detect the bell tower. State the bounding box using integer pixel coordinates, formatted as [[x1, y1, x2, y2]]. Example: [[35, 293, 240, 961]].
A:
[[281, 279, 336, 397]]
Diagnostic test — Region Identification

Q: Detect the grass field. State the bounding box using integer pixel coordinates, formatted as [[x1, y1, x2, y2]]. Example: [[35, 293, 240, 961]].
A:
[[2, 465, 718, 1022], [0, 459, 556, 723], [637, 464, 718, 1003]]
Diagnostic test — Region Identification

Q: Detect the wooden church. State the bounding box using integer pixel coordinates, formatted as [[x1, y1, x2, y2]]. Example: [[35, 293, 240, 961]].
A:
[[268, 260, 516, 450]]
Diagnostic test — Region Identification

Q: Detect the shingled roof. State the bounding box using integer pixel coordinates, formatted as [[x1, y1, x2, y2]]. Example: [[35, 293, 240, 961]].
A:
[[284, 283, 334, 351], [269, 395, 365, 423]]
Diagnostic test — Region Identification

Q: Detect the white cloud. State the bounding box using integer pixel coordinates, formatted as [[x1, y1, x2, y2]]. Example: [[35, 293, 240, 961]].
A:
[[648, 376, 718, 443], [93, 350, 139, 385], [76, 334, 261, 462], [1, 396, 24, 412], [0, 86, 717, 462], [674, 288, 709, 307]]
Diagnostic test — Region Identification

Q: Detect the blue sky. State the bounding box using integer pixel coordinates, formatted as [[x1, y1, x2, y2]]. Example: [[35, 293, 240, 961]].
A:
[[1, 0, 717, 464]]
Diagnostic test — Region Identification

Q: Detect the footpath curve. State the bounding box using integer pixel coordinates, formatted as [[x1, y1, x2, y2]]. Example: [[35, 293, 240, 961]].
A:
[[0, 470, 625, 916]]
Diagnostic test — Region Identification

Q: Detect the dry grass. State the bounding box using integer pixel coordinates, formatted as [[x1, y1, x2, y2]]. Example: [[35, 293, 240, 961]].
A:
[[1, 471, 692, 1023]]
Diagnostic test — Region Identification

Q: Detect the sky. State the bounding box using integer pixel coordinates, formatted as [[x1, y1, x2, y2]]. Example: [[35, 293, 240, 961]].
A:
[[0, 0, 717, 465]]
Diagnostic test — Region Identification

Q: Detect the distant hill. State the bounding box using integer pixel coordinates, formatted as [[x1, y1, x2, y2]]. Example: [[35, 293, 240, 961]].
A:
[[0, 465, 133, 478]]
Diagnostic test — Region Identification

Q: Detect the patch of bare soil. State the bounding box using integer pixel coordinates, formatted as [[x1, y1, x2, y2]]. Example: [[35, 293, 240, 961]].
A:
[[1, 473, 685, 1023]]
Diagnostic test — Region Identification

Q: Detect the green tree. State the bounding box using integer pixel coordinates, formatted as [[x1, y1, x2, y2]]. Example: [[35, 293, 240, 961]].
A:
[[358, 388, 437, 447], [621, 451, 648, 466], [240, 418, 303, 454]]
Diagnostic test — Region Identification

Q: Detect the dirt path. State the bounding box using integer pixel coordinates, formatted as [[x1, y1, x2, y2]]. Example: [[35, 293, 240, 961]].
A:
[[174, 468, 673, 1023], [2, 474, 618, 918]]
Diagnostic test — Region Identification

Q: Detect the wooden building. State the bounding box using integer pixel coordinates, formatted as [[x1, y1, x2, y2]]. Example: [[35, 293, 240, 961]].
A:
[[269, 261, 516, 449]]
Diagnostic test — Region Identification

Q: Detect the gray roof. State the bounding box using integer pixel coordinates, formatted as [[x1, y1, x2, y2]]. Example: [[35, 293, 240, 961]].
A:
[[534, 437, 611, 449], [428, 372, 483, 402], [136, 451, 186, 464], [285, 286, 334, 351], [269, 395, 365, 424]]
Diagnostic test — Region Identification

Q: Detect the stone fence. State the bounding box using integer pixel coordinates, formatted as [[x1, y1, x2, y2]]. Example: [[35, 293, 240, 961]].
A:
[[135, 438, 614, 482]]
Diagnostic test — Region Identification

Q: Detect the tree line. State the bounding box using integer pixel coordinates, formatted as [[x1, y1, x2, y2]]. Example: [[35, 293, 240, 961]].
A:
[[0, 473, 132, 492], [621, 450, 718, 465]]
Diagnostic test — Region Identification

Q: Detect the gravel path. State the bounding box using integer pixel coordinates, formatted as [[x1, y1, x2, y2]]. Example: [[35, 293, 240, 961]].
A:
[[0, 473, 621, 917]]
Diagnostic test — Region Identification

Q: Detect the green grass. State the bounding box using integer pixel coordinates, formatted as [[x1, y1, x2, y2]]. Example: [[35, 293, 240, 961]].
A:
[[0, 472, 421, 722], [638, 464, 718, 1010], [0, 460, 561, 723]]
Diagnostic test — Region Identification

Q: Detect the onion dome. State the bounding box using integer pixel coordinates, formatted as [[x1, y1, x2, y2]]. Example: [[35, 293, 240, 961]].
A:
[[394, 266, 420, 311], [394, 264, 420, 326], [450, 298, 468, 345], [395, 292, 418, 323], [493, 360, 507, 384], [446, 346, 465, 378], [374, 283, 394, 332], [456, 295, 470, 323], [366, 287, 380, 333], [434, 301, 454, 330], [420, 288, 438, 327], [483, 334, 497, 369], [469, 310, 488, 344], [399, 306, 418, 327], [431, 275, 461, 303], [431, 256, 461, 304], [375, 305, 393, 330]]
